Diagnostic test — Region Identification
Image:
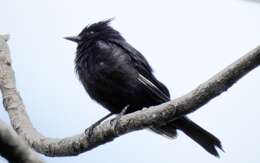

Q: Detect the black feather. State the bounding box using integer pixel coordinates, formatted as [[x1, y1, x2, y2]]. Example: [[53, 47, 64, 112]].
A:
[[69, 19, 223, 156]]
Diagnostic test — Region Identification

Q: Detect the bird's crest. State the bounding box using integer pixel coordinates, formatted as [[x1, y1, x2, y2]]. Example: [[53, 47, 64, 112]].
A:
[[80, 18, 114, 36]]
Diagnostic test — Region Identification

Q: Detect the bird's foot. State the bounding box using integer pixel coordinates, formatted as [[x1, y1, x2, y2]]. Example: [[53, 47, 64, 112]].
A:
[[110, 105, 129, 131], [84, 113, 113, 139], [84, 121, 100, 139]]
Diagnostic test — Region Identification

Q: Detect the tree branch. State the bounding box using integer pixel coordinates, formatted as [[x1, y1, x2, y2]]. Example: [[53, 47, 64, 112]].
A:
[[0, 34, 259, 157], [0, 119, 44, 163]]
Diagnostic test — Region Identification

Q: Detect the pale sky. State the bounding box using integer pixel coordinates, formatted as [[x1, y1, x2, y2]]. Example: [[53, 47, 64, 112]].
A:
[[0, 0, 260, 163]]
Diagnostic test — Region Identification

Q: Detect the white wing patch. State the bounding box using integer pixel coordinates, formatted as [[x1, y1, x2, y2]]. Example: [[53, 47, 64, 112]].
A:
[[137, 74, 169, 102]]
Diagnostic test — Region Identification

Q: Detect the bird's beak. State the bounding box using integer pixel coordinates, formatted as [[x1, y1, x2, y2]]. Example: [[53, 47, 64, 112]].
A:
[[64, 36, 82, 43]]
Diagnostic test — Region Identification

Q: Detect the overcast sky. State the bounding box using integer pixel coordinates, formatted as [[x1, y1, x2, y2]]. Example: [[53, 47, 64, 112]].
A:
[[0, 0, 260, 163]]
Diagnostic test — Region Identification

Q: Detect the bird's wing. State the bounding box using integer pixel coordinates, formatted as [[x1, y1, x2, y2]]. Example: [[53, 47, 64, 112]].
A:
[[110, 38, 153, 73], [110, 39, 170, 102], [137, 73, 169, 102]]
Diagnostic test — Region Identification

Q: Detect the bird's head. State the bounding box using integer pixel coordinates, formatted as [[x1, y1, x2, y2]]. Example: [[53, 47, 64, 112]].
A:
[[64, 18, 123, 44]]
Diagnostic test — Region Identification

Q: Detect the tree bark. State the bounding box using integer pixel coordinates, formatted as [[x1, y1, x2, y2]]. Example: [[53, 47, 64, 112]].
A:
[[0, 119, 43, 163]]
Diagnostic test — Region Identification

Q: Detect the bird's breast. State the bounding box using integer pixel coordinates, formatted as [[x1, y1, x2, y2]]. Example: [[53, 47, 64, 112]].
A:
[[75, 40, 142, 113]]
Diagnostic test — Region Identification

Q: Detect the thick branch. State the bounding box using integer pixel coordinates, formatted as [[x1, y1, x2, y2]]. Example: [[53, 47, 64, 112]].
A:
[[0, 34, 259, 156], [0, 119, 43, 163]]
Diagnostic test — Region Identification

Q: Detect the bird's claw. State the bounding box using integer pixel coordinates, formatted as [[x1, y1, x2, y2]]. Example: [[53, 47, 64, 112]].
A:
[[110, 115, 121, 131], [84, 113, 114, 139], [110, 105, 129, 130], [84, 124, 97, 139]]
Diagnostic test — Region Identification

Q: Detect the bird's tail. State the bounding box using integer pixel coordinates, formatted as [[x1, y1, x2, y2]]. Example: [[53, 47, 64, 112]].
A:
[[151, 117, 223, 157]]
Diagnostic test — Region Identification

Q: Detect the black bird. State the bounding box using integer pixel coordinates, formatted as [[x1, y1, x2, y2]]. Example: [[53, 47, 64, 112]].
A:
[[65, 19, 223, 156]]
